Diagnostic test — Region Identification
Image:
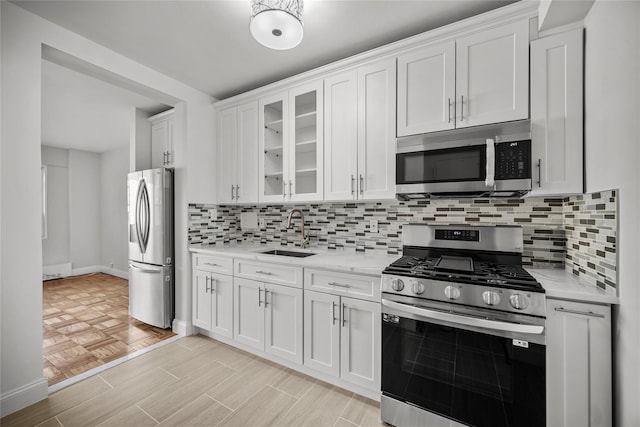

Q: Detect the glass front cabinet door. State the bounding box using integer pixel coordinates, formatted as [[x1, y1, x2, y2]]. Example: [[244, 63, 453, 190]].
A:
[[259, 81, 323, 202]]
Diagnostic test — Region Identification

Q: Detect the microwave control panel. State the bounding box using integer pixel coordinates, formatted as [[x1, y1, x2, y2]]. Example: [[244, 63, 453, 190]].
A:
[[495, 140, 531, 180]]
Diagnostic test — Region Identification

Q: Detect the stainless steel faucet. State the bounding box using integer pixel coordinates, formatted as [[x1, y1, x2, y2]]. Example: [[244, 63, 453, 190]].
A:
[[285, 209, 309, 248]]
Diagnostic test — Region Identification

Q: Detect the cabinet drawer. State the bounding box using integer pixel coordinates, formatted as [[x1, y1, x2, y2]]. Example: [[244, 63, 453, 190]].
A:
[[192, 253, 233, 275], [234, 259, 303, 288], [304, 268, 380, 302]]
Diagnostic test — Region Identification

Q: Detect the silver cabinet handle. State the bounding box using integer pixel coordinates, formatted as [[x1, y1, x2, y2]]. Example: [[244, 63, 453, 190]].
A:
[[235, 185, 240, 200], [163, 152, 167, 165], [460, 95, 464, 121], [258, 287, 263, 307], [210, 277, 216, 293], [342, 303, 347, 327], [167, 151, 172, 165], [289, 180, 293, 198], [205, 276, 210, 293], [204, 262, 219, 267], [264, 289, 270, 308], [283, 181, 287, 198], [554, 307, 605, 318], [351, 175, 355, 195], [536, 159, 542, 188], [255, 270, 273, 275], [359, 175, 364, 195], [231, 184, 235, 200], [329, 281, 350, 288], [448, 98, 452, 123], [332, 301, 337, 326]]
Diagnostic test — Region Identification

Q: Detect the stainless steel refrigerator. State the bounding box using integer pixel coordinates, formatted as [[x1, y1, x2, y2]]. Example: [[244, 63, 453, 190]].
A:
[[127, 168, 174, 329]]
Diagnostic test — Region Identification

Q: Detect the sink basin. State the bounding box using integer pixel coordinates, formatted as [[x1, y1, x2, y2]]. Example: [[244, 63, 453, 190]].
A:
[[260, 249, 316, 258]]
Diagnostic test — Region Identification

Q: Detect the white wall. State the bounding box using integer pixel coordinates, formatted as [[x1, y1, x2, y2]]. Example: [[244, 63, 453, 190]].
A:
[[41, 146, 70, 266], [68, 149, 101, 270], [101, 145, 129, 273], [0, 1, 214, 416], [584, 1, 640, 425]]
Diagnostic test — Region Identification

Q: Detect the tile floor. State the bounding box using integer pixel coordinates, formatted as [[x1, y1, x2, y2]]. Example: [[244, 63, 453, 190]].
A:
[[2, 335, 384, 427], [43, 273, 176, 385]]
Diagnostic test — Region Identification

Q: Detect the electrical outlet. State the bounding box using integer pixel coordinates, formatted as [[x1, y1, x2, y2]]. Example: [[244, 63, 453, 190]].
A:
[[258, 218, 266, 229], [369, 219, 379, 233]]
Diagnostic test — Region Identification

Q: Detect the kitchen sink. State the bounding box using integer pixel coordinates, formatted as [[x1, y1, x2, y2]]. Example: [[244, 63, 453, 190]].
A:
[[260, 249, 316, 258]]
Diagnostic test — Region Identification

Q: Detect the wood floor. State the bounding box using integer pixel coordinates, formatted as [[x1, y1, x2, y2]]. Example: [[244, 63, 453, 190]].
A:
[[3, 335, 383, 427], [43, 273, 175, 386]]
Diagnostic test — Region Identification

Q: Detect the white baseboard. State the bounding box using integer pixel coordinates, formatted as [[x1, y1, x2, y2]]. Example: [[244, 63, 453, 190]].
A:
[[66, 265, 128, 280], [71, 265, 103, 276], [102, 267, 128, 280], [172, 319, 193, 336], [0, 377, 48, 417], [42, 263, 72, 280]]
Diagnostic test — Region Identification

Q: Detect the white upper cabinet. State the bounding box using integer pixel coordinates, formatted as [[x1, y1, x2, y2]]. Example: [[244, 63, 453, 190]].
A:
[[529, 28, 584, 197], [455, 20, 529, 128], [397, 19, 529, 136], [150, 109, 175, 168], [217, 101, 259, 204], [397, 41, 456, 136], [289, 81, 324, 202], [259, 82, 323, 203], [324, 58, 396, 201]]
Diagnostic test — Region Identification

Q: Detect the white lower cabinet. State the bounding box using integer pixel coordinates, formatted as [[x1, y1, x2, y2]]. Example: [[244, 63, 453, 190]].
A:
[[234, 277, 303, 364], [546, 298, 612, 427], [304, 289, 380, 391], [192, 270, 233, 339]]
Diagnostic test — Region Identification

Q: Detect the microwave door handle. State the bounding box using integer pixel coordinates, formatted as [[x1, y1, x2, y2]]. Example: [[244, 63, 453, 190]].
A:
[[485, 138, 495, 187], [381, 298, 544, 335]]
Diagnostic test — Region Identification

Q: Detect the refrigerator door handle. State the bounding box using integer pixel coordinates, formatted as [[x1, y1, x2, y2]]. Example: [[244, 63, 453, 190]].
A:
[[129, 263, 162, 274], [142, 181, 150, 250], [135, 179, 145, 254], [136, 178, 151, 254]]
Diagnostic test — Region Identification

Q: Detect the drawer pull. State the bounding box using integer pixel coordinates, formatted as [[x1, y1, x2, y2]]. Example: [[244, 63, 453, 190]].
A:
[[205, 276, 210, 293], [258, 287, 263, 307], [554, 307, 605, 318], [256, 270, 273, 275], [329, 281, 350, 288], [204, 262, 219, 267]]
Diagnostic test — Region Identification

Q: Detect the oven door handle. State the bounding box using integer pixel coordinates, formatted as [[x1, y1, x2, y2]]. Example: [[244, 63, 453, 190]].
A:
[[381, 299, 544, 335]]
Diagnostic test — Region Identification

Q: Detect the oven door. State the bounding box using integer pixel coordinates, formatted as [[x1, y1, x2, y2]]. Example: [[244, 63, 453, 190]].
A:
[[381, 296, 545, 427]]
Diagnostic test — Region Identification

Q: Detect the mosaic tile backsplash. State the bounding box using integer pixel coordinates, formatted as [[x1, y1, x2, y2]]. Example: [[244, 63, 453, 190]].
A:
[[189, 191, 617, 292], [564, 190, 617, 292]]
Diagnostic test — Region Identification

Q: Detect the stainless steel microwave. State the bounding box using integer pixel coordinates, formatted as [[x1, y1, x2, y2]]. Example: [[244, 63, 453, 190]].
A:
[[396, 120, 532, 200]]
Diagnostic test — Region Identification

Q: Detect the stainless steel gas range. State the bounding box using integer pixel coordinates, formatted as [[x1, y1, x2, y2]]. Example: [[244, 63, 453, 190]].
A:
[[381, 224, 546, 427]]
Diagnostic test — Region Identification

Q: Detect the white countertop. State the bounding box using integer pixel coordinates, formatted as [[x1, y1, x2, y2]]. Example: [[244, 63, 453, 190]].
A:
[[526, 268, 619, 305], [189, 243, 399, 276]]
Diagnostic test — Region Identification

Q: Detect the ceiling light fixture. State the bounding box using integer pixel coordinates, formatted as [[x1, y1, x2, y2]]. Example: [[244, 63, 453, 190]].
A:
[[250, 0, 304, 50]]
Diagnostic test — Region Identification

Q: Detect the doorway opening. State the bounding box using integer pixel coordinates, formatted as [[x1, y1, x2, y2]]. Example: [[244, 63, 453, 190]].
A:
[[40, 53, 177, 388]]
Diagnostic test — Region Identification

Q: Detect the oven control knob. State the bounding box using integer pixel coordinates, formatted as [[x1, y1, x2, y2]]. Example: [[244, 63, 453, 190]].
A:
[[390, 278, 405, 292], [411, 280, 425, 295], [509, 293, 529, 310], [444, 286, 460, 300], [482, 291, 501, 306]]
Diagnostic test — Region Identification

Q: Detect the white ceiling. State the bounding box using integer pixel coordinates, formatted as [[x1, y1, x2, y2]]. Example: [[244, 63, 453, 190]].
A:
[[41, 59, 170, 153], [20, 0, 517, 153], [17, 0, 516, 100]]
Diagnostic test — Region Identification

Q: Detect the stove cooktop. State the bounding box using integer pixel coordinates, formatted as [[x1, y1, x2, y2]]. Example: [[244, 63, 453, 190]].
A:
[[383, 255, 544, 293]]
